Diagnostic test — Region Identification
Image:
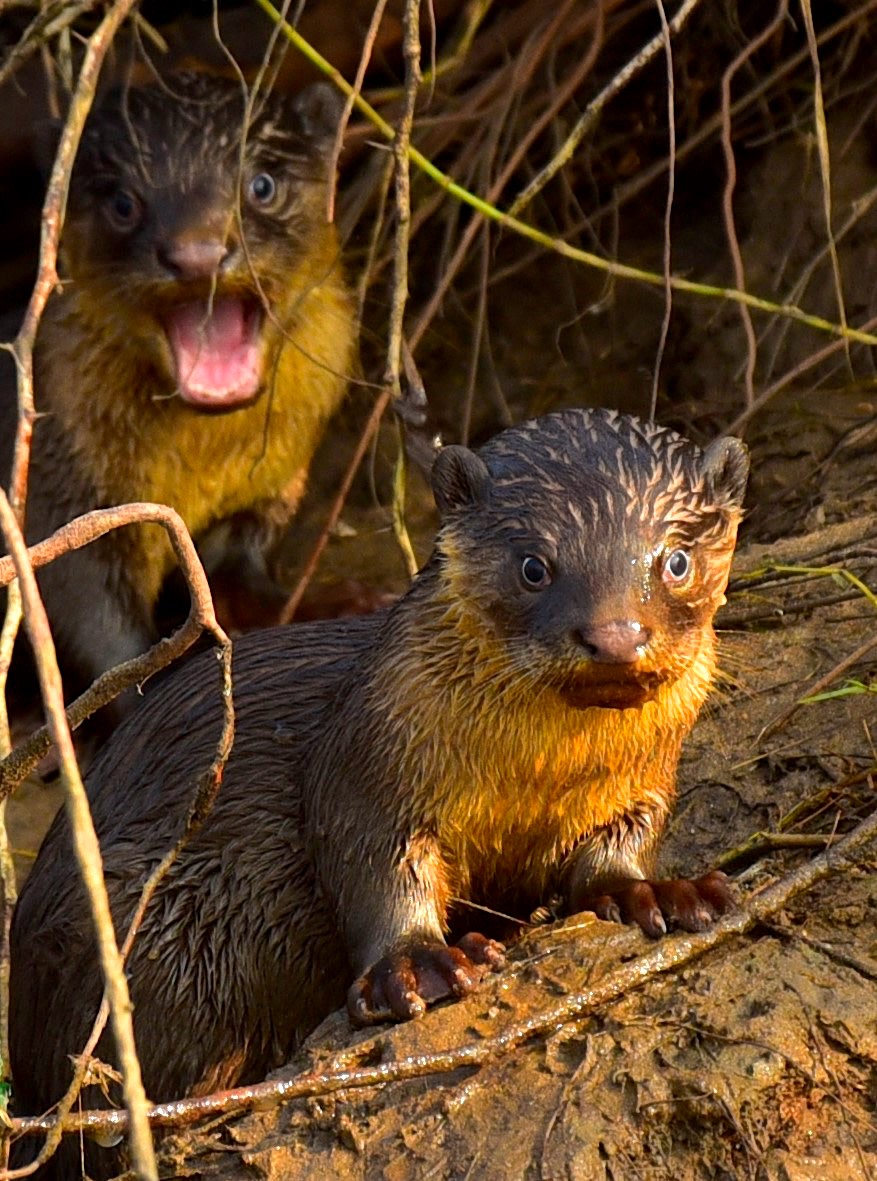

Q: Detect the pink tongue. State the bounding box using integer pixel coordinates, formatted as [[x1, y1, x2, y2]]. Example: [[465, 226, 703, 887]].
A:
[[165, 297, 262, 407]]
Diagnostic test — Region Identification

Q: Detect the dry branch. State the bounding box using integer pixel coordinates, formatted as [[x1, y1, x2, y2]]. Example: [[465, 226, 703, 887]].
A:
[[12, 795, 877, 1144], [1, 5, 151, 1173], [0, 514, 233, 1179], [0, 1, 101, 91], [800, 0, 851, 371], [0, 491, 157, 1181], [0, 503, 230, 797], [648, 0, 675, 421], [0, 584, 20, 1091], [6, 0, 141, 522], [384, 0, 422, 579], [719, 1, 790, 409]]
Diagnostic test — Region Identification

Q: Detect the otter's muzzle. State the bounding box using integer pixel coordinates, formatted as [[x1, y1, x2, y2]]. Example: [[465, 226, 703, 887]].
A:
[[574, 619, 649, 665]]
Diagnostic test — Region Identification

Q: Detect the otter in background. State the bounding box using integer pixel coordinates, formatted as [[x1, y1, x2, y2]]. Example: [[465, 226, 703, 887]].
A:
[[0, 72, 355, 718], [11, 408, 748, 1179]]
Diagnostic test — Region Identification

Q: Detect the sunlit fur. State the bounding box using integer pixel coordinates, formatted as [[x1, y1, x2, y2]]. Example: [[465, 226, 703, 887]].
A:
[[18, 73, 353, 682], [308, 409, 747, 955], [10, 409, 747, 1181]]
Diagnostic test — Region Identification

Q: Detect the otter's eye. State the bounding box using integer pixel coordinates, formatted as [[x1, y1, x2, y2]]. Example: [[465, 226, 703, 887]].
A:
[[248, 172, 277, 207], [105, 188, 142, 231], [663, 547, 693, 584], [520, 555, 552, 590]]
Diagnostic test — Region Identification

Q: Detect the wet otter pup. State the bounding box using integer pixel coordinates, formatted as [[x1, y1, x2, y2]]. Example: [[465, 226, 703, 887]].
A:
[[11, 408, 748, 1178], [1, 72, 353, 710]]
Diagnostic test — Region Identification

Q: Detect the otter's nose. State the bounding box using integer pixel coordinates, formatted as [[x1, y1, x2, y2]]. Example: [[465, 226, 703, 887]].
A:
[[158, 237, 230, 280], [575, 620, 649, 664]]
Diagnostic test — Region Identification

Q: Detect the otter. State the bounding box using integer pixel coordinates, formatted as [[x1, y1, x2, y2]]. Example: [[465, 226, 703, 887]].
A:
[[10, 408, 748, 1179], [0, 72, 354, 715]]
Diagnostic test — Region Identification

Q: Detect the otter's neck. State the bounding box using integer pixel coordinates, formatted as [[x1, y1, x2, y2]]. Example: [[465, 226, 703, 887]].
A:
[[364, 566, 716, 876]]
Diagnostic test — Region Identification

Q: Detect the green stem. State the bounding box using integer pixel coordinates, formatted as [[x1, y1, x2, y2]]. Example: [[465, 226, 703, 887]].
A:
[[252, 0, 877, 349]]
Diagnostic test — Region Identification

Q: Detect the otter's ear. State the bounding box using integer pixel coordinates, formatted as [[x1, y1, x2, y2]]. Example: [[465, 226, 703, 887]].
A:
[[292, 82, 344, 148], [702, 436, 749, 509], [431, 446, 491, 515]]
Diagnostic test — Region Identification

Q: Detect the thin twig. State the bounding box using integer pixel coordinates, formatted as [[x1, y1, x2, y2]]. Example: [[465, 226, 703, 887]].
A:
[[0, 581, 20, 1092], [461, 228, 491, 445], [765, 921, 877, 984], [717, 832, 833, 869], [0, 503, 229, 798], [5, 0, 140, 522], [0, 493, 156, 1181], [0, 1, 101, 90], [799, 0, 851, 376], [508, 0, 704, 217], [752, 176, 877, 390], [649, 0, 675, 422], [726, 312, 877, 435], [720, 0, 789, 410], [759, 629, 877, 742], [279, 392, 392, 624], [385, 0, 422, 579], [327, 0, 390, 224]]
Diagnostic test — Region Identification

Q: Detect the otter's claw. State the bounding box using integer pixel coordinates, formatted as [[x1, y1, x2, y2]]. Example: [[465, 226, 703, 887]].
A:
[[586, 870, 735, 939], [347, 932, 505, 1026]]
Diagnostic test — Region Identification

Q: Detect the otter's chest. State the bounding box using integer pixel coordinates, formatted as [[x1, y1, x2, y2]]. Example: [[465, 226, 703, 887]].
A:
[[436, 711, 681, 901], [442, 766, 617, 902], [126, 407, 303, 529]]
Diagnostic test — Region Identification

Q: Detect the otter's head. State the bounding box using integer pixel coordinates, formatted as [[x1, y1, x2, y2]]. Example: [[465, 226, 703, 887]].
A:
[[60, 73, 343, 412], [430, 408, 749, 710]]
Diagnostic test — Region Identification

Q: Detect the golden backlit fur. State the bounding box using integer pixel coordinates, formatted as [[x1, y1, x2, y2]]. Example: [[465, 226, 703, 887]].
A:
[[38, 234, 352, 608], [3, 74, 355, 700], [10, 410, 748, 1181]]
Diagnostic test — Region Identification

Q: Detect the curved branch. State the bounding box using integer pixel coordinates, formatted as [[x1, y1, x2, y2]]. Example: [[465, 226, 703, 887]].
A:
[[12, 798, 877, 1142], [0, 502, 229, 798], [0, 491, 157, 1181]]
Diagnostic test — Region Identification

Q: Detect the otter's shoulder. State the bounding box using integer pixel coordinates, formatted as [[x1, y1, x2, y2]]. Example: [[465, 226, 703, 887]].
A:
[[79, 612, 383, 835]]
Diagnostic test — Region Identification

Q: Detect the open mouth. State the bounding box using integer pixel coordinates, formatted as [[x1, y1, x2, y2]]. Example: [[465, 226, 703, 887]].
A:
[[163, 296, 264, 409]]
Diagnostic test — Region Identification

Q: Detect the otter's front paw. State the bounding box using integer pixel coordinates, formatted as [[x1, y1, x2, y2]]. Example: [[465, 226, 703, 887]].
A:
[[583, 870, 735, 938], [347, 932, 506, 1026]]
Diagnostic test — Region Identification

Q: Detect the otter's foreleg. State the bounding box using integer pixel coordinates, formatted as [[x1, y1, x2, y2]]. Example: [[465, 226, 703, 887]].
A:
[[565, 808, 735, 938], [335, 833, 505, 1026]]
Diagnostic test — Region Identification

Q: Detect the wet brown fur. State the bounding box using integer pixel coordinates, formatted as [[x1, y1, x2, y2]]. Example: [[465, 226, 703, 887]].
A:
[[10, 409, 748, 1179], [1, 73, 354, 700]]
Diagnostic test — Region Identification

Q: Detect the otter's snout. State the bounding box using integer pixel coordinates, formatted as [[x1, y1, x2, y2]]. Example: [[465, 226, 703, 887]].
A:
[[158, 235, 233, 281], [574, 620, 649, 665]]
